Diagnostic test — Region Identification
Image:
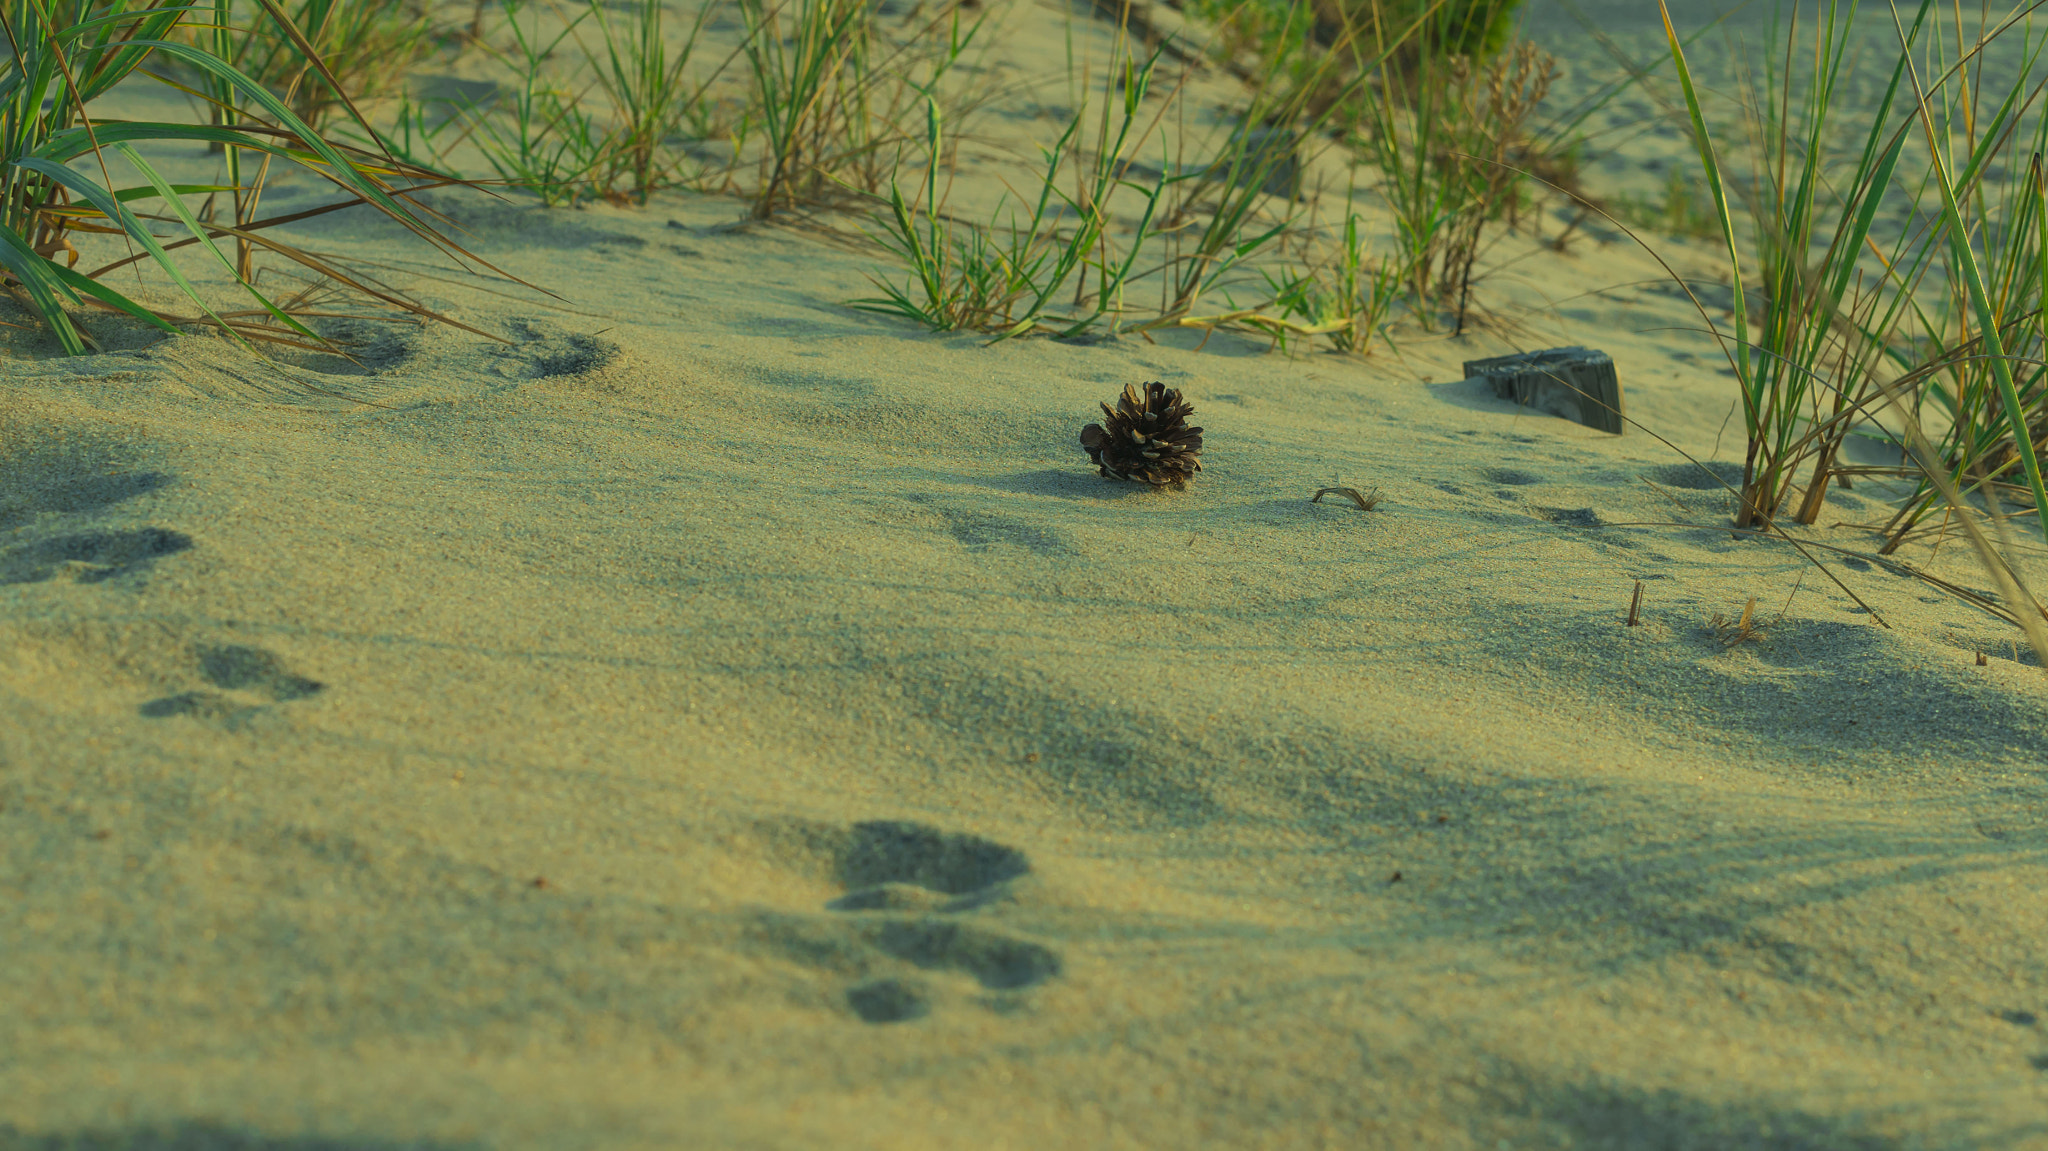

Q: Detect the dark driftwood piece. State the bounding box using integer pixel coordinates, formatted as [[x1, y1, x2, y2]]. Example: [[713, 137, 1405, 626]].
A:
[[1463, 346, 1625, 435]]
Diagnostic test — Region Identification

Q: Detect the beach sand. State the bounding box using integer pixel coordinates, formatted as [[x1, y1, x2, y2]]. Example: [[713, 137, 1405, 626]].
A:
[[5, 1, 2048, 1146]]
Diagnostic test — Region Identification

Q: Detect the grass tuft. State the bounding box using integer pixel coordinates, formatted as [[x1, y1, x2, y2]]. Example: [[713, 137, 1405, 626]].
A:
[[0, 0, 510, 357]]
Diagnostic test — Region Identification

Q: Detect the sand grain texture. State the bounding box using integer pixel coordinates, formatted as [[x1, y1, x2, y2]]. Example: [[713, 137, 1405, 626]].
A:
[[5, 2, 2048, 1147]]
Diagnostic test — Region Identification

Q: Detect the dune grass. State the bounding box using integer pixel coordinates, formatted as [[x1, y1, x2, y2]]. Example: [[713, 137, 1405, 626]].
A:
[[1872, 9, 2048, 551], [579, 0, 714, 203], [1257, 209, 1401, 353], [738, 0, 870, 217], [13, 0, 2048, 658], [852, 0, 1537, 348], [0, 0, 503, 356], [454, 0, 734, 207], [739, 0, 990, 220], [1354, 35, 1554, 332], [409, 0, 1562, 351], [459, 0, 608, 208], [1660, 0, 1916, 531], [1312, 0, 1553, 333], [852, 16, 1306, 341], [200, 0, 436, 132], [851, 36, 1178, 340], [1656, 0, 2048, 654]]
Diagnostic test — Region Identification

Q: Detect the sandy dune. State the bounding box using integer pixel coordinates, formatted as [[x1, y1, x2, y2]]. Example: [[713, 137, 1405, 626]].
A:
[[5, 1, 2048, 1147]]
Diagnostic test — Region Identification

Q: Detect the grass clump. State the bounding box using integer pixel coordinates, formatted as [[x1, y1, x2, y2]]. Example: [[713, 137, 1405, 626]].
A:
[[1258, 210, 1401, 354], [1311, 0, 1523, 62], [1657, 0, 2048, 537], [739, 0, 874, 217], [1869, 16, 2048, 552], [1661, 0, 1913, 531], [1348, 31, 1555, 331], [454, 0, 728, 207], [740, 0, 990, 219], [199, 0, 437, 132], [1654, 0, 2048, 654], [1182, 0, 1572, 336], [855, 2, 1416, 350], [580, 0, 715, 203], [0, 0, 494, 356], [460, 0, 609, 207], [852, 41, 1180, 340]]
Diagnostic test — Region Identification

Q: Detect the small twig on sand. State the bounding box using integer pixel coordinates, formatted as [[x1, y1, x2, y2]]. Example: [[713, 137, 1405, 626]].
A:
[[1771, 571, 1808, 625], [1313, 486, 1381, 510], [1710, 597, 1762, 647]]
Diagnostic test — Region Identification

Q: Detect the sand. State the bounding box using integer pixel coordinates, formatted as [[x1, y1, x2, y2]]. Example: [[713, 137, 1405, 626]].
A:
[[5, 1, 2048, 1147]]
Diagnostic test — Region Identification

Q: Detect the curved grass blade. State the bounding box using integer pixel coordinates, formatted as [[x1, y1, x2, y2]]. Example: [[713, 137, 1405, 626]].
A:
[[110, 140, 319, 342], [1889, 2, 2048, 546], [0, 224, 92, 352], [1658, 0, 1750, 448], [44, 255, 184, 336], [14, 155, 245, 343]]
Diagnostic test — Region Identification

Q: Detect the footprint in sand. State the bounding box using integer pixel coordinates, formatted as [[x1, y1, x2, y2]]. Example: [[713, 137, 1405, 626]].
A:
[[272, 315, 426, 379], [845, 977, 932, 1024], [0, 527, 192, 585], [497, 318, 621, 380], [829, 820, 1031, 906], [777, 820, 1062, 1024], [140, 644, 325, 728], [0, 428, 191, 585]]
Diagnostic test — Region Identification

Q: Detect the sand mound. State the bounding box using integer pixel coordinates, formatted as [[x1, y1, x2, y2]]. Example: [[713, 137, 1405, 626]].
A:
[[5, 1, 2048, 1147]]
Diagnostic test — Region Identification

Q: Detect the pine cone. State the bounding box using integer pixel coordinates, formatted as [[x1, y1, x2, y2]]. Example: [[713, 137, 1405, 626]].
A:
[[1080, 382, 1204, 489]]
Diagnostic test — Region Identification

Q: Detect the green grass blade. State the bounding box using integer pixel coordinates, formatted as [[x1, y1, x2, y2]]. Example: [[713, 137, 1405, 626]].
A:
[[14, 155, 244, 344], [111, 141, 319, 343], [1658, 0, 1751, 396], [44, 258, 184, 337], [0, 224, 90, 353], [1891, 5, 2048, 544], [35, 121, 306, 163]]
